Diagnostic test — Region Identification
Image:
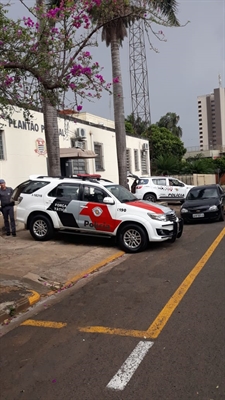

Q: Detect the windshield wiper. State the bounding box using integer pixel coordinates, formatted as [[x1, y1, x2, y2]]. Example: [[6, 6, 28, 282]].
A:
[[121, 199, 137, 203]]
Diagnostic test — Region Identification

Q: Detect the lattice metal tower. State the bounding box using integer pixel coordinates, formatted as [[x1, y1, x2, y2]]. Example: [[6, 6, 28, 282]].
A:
[[129, 19, 151, 129]]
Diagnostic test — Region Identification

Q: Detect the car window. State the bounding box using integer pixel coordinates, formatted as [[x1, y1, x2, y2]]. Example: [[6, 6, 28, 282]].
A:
[[105, 184, 137, 203], [187, 187, 219, 200], [152, 179, 166, 186], [169, 179, 184, 187], [82, 185, 108, 203], [137, 179, 149, 185], [218, 185, 224, 195], [12, 180, 50, 200], [48, 183, 80, 200]]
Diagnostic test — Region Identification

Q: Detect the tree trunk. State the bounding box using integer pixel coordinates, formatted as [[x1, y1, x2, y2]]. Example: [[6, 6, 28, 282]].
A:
[[110, 30, 127, 188], [36, 0, 61, 177], [43, 98, 61, 176]]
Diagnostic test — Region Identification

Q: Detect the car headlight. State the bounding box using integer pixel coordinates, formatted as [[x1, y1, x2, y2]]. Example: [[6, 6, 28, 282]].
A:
[[148, 213, 167, 222], [208, 205, 218, 211], [181, 208, 188, 213]]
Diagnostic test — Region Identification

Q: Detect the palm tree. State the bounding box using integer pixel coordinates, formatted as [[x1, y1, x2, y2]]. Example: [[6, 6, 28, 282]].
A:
[[90, 1, 180, 186], [49, 0, 180, 186], [157, 112, 183, 138]]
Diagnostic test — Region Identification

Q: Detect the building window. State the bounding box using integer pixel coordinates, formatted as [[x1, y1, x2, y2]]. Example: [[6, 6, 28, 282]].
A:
[[94, 142, 104, 171], [134, 149, 139, 171], [141, 150, 148, 174], [126, 149, 131, 172], [0, 130, 5, 160]]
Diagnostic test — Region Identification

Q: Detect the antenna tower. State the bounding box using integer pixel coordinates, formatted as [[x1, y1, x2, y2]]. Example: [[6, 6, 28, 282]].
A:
[[129, 18, 151, 131]]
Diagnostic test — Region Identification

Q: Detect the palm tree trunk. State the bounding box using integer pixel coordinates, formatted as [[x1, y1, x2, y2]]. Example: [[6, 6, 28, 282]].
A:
[[43, 98, 61, 176], [110, 29, 127, 187]]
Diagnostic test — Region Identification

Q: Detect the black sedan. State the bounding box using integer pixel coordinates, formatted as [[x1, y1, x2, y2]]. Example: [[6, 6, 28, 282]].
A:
[[180, 184, 225, 223]]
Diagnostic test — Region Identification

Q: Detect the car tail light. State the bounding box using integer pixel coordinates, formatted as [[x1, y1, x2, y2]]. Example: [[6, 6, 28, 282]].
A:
[[136, 185, 143, 189]]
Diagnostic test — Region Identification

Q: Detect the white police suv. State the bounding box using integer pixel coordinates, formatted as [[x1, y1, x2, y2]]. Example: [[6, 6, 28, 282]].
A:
[[131, 176, 193, 203], [12, 174, 183, 253]]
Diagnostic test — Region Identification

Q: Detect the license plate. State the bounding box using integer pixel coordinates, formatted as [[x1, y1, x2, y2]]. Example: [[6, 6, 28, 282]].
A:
[[192, 213, 204, 218]]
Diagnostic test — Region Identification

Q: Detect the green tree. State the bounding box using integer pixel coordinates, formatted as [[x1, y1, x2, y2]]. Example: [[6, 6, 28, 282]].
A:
[[152, 154, 181, 175], [125, 113, 148, 136], [213, 157, 225, 181], [157, 112, 182, 138], [143, 124, 186, 162]]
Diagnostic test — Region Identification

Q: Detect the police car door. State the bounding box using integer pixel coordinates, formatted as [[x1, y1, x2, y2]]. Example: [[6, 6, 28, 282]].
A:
[[151, 178, 167, 200], [46, 183, 80, 228], [168, 178, 186, 200], [78, 184, 117, 233]]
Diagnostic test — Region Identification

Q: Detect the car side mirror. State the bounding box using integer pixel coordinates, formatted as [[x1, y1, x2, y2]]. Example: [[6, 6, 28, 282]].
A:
[[103, 197, 115, 205]]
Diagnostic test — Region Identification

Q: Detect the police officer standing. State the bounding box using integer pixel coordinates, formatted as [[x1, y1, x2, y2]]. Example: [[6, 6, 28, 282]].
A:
[[0, 179, 16, 236]]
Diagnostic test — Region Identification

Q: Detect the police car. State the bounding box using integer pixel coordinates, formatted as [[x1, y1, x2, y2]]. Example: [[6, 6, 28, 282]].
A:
[[12, 174, 183, 253], [130, 176, 193, 203]]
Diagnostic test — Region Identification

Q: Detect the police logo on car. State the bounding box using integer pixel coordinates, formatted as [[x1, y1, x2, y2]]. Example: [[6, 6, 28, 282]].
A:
[[92, 207, 103, 217]]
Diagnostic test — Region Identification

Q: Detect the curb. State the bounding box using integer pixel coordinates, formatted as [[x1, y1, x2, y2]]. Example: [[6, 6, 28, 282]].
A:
[[0, 251, 124, 325], [0, 290, 40, 325], [46, 251, 125, 296]]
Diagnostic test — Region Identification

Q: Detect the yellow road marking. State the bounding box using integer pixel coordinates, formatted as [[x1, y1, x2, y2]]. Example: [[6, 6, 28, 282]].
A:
[[21, 319, 67, 329], [79, 326, 147, 338], [79, 227, 225, 339], [28, 290, 40, 306]]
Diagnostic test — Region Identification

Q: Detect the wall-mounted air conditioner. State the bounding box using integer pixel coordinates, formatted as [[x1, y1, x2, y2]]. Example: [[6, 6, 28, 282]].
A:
[[142, 143, 148, 150], [75, 140, 84, 148], [75, 128, 87, 140]]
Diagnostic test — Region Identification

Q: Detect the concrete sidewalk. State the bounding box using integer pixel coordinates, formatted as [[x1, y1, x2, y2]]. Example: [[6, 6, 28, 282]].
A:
[[0, 213, 124, 324]]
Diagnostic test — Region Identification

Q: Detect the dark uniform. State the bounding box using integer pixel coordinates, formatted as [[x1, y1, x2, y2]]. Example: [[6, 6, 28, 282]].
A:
[[0, 181, 16, 236]]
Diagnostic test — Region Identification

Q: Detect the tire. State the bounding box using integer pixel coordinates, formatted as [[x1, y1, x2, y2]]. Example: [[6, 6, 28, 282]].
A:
[[143, 193, 157, 202], [218, 208, 224, 222], [30, 214, 54, 241], [118, 223, 148, 253]]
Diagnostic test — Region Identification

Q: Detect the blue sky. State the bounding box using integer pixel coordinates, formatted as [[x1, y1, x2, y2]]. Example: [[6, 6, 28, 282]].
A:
[[7, 1, 225, 148]]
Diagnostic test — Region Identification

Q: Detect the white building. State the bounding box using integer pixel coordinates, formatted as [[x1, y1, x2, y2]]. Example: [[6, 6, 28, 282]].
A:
[[0, 108, 150, 188]]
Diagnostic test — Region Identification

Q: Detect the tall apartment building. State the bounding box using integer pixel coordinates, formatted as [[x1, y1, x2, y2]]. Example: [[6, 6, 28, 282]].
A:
[[197, 87, 225, 150]]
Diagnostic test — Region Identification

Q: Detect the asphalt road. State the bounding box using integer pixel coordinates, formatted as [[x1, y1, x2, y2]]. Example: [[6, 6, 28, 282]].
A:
[[0, 220, 225, 400]]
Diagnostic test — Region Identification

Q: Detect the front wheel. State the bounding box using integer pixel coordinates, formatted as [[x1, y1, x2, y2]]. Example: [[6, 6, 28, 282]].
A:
[[118, 223, 148, 253], [143, 193, 157, 202], [30, 215, 54, 241]]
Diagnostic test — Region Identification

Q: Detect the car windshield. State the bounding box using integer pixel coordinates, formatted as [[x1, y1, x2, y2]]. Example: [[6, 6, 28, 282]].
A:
[[105, 184, 138, 203], [186, 187, 219, 200]]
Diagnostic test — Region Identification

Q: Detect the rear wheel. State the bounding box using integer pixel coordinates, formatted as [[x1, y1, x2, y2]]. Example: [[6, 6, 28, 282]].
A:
[[143, 193, 157, 202], [118, 223, 148, 253], [30, 215, 54, 241]]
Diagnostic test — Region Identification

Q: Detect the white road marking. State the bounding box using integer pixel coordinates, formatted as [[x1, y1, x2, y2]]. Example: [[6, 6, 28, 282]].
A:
[[106, 340, 154, 391]]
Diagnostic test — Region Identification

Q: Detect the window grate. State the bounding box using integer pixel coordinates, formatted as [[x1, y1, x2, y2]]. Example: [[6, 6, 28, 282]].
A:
[[0, 131, 5, 160], [134, 149, 139, 171], [94, 143, 104, 171]]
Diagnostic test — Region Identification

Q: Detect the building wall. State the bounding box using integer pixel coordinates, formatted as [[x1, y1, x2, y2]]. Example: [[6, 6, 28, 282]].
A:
[[0, 108, 150, 188], [198, 87, 225, 150]]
